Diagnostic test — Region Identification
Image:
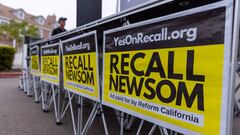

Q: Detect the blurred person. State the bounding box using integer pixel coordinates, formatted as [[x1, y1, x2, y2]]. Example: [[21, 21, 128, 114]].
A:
[[51, 17, 67, 36]]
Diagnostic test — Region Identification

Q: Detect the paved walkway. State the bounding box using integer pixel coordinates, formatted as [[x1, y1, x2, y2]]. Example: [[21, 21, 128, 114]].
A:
[[0, 78, 153, 135], [234, 118, 240, 135], [0, 78, 73, 135], [0, 78, 240, 135]]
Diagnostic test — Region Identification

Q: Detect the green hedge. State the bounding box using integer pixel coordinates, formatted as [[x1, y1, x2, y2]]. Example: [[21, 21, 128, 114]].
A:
[[0, 46, 16, 71]]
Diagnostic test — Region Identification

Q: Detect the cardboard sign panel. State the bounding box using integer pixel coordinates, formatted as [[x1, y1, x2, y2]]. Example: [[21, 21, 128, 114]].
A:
[[30, 46, 40, 76], [41, 44, 60, 85], [62, 31, 100, 102], [103, 3, 232, 135]]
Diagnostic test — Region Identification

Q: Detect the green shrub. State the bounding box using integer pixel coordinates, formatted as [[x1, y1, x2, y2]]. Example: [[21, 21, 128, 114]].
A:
[[0, 46, 16, 71]]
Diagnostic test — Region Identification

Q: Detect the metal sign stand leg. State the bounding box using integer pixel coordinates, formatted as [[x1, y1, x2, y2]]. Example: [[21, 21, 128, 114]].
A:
[[41, 81, 53, 112], [56, 87, 61, 124], [115, 110, 121, 125], [51, 83, 59, 124], [148, 124, 157, 135], [81, 102, 109, 135], [136, 120, 144, 135], [82, 103, 97, 135], [148, 124, 169, 135], [37, 78, 42, 102], [33, 76, 39, 103], [41, 81, 47, 111], [27, 75, 33, 96], [77, 96, 83, 135], [23, 71, 27, 93], [26, 68, 30, 95], [60, 91, 74, 121], [100, 104, 109, 135], [124, 115, 135, 130], [159, 126, 169, 135], [228, 0, 240, 134], [120, 111, 124, 135], [67, 91, 77, 135]]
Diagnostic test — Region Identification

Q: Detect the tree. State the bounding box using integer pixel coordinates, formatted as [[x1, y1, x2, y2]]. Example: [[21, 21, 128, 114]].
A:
[[0, 20, 40, 48]]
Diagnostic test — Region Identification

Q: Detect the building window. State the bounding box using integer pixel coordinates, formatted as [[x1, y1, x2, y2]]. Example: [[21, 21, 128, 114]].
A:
[[38, 18, 44, 25], [18, 11, 25, 20]]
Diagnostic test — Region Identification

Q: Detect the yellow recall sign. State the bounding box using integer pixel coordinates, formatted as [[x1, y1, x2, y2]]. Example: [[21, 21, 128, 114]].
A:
[[62, 32, 99, 102], [103, 7, 228, 135], [63, 53, 99, 101], [103, 45, 224, 135], [41, 44, 60, 85], [41, 55, 59, 84], [30, 46, 40, 76], [31, 55, 39, 71]]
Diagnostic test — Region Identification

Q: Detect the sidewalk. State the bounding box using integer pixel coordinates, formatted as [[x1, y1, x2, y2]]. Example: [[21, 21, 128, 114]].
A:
[[0, 78, 155, 135], [234, 117, 240, 135], [0, 78, 73, 135], [0, 78, 240, 135]]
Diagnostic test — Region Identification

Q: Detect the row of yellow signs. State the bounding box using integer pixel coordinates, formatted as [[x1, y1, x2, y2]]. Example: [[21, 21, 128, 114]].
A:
[[30, 4, 232, 135]]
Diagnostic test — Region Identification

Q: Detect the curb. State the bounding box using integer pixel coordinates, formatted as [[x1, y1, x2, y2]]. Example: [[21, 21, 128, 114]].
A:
[[0, 72, 22, 78]]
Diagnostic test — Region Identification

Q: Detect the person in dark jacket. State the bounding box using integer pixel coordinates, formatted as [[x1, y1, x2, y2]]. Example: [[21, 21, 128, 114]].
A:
[[51, 17, 67, 36]]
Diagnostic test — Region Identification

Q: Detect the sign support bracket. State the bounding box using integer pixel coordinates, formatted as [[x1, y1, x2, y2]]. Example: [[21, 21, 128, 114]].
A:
[[33, 76, 41, 103], [67, 91, 77, 135], [77, 95, 83, 135], [228, 0, 240, 134], [81, 102, 109, 135]]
